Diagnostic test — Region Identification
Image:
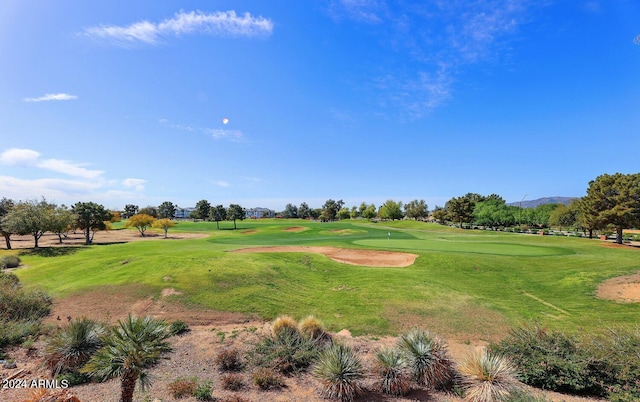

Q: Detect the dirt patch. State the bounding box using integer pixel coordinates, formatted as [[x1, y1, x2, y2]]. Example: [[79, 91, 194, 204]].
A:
[[231, 246, 418, 267], [161, 287, 183, 297], [241, 229, 258, 234], [284, 226, 306, 232], [3, 229, 209, 250], [597, 271, 640, 302]]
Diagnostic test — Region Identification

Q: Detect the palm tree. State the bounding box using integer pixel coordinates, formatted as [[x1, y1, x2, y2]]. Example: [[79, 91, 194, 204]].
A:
[[81, 315, 173, 402]]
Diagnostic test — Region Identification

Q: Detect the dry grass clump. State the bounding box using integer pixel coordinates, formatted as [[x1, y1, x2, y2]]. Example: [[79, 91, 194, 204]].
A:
[[458, 351, 519, 402], [23, 388, 80, 402], [221, 373, 246, 391], [167, 377, 198, 398], [299, 315, 326, 339], [272, 315, 300, 339], [374, 347, 412, 396], [215, 347, 244, 372], [252, 367, 286, 390]]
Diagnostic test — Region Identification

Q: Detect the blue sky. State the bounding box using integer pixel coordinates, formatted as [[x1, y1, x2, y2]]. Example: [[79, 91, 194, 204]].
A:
[[1, 1, 639, 211]]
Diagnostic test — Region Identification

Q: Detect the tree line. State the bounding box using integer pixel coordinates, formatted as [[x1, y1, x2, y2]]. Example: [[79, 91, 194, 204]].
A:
[[2, 172, 637, 248]]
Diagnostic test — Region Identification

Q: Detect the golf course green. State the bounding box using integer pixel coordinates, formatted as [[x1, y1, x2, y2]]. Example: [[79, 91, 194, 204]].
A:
[[8, 219, 640, 338]]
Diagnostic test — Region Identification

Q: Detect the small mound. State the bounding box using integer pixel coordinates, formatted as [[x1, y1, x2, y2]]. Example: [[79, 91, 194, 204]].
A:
[[284, 226, 306, 232], [597, 271, 640, 302], [231, 246, 418, 267], [162, 287, 183, 297]]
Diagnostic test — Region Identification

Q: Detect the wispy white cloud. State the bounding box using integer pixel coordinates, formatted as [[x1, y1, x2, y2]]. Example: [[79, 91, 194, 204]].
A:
[[1, 148, 104, 179], [82, 10, 273, 46], [159, 119, 244, 142], [24, 93, 78, 102], [122, 178, 146, 191], [327, 0, 537, 118]]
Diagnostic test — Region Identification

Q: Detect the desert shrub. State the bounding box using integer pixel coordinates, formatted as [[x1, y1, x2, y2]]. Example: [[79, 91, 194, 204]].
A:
[[1, 255, 21, 269], [57, 370, 91, 387], [0, 272, 52, 322], [458, 351, 519, 402], [374, 347, 412, 396], [0, 319, 41, 348], [169, 320, 190, 336], [44, 317, 107, 376], [23, 388, 81, 402], [501, 388, 550, 402], [219, 396, 250, 402], [194, 380, 214, 401], [249, 329, 321, 374], [215, 347, 244, 372], [299, 315, 325, 339], [398, 328, 457, 390], [168, 377, 198, 398], [313, 343, 365, 402], [489, 325, 595, 394], [272, 315, 300, 340], [252, 367, 285, 390], [490, 324, 640, 400], [221, 373, 245, 391]]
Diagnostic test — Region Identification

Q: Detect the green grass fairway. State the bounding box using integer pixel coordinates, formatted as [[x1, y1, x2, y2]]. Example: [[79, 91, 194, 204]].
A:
[[9, 219, 640, 338]]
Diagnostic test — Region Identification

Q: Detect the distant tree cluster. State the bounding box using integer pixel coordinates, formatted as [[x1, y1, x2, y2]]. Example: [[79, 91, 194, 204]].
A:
[[0, 199, 113, 248]]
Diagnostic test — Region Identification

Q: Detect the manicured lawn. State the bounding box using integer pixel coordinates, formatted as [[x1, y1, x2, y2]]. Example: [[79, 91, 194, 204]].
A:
[[10, 219, 640, 338]]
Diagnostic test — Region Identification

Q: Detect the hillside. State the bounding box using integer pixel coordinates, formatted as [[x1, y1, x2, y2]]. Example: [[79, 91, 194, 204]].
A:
[[507, 196, 577, 208]]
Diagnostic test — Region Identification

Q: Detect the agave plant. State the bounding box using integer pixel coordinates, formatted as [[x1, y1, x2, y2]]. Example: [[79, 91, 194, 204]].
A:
[[374, 347, 412, 396], [313, 343, 365, 402], [398, 328, 455, 389], [44, 317, 106, 375], [458, 351, 519, 402]]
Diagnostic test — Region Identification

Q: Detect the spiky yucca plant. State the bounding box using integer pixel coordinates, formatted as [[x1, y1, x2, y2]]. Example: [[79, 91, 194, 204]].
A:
[[374, 348, 412, 396], [44, 317, 106, 375], [313, 343, 365, 402], [299, 315, 325, 339], [458, 351, 519, 402], [272, 315, 300, 340], [398, 329, 455, 389]]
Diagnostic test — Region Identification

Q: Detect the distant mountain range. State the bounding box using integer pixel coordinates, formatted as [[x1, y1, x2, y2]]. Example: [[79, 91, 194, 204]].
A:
[[507, 196, 577, 208]]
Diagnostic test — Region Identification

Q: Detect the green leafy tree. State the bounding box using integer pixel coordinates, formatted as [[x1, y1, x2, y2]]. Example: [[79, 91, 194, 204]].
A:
[[49, 205, 76, 244], [582, 172, 640, 244], [152, 218, 175, 238], [209, 204, 227, 230], [431, 206, 447, 224], [548, 202, 579, 230], [473, 199, 516, 229], [122, 204, 138, 219], [446, 196, 475, 228], [298, 202, 311, 219], [0, 197, 15, 249], [310, 208, 322, 220], [195, 200, 211, 222], [361, 204, 377, 220], [227, 204, 245, 229], [81, 315, 173, 402], [337, 207, 351, 220], [321, 199, 344, 222], [349, 206, 359, 219], [126, 214, 157, 237], [73, 202, 112, 245], [2, 198, 56, 248], [404, 199, 429, 220], [157, 201, 176, 219], [379, 200, 404, 220], [281, 203, 298, 219], [138, 206, 158, 218]]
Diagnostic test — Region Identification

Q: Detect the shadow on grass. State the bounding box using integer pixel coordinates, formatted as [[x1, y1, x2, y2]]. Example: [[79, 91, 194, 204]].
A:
[[19, 247, 80, 257]]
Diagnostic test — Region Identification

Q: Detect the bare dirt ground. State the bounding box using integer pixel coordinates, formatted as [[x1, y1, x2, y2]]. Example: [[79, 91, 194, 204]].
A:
[[232, 246, 419, 268], [597, 270, 640, 302], [3, 229, 209, 250], [1, 230, 602, 401]]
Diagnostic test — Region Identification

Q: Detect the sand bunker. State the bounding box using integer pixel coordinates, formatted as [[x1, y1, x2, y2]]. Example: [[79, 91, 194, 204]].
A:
[[232, 246, 418, 267], [284, 226, 306, 232], [597, 271, 640, 302]]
